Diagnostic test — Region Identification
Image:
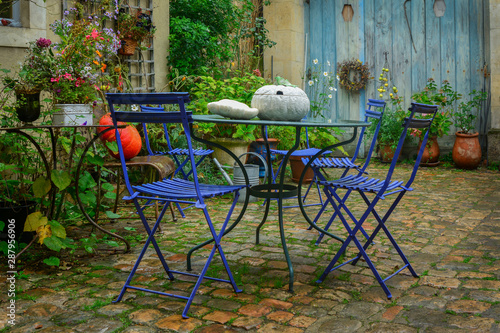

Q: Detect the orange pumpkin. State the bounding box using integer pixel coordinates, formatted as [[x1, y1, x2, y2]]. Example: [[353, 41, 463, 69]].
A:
[[98, 113, 142, 160]]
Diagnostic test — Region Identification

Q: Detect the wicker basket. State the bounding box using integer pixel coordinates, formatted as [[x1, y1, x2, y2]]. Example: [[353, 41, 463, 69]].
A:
[[119, 38, 138, 56]]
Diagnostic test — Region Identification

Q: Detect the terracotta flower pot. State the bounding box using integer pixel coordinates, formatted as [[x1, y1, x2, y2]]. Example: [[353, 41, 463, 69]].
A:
[[452, 132, 482, 169], [418, 136, 440, 166], [378, 144, 399, 163], [289, 155, 314, 184]]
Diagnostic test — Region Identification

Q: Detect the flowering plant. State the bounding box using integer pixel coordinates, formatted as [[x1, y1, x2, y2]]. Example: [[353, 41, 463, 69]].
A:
[[305, 58, 338, 119], [116, 9, 156, 45], [46, 15, 122, 104]]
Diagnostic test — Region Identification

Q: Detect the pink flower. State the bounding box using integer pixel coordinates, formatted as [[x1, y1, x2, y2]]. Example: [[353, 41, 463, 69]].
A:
[[36, 38, 52, 48], [253, 69, 262, 77], [51, 77, 60, 82], [91, 29, 100, 39]]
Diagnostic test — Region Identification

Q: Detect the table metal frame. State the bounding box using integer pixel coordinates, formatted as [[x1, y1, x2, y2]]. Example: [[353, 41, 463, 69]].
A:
[[187, 115, 370, 292], [1, 125, 131, 251]]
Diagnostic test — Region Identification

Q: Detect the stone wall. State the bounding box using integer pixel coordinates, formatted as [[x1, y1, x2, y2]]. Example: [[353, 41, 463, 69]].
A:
[[0, 0, 169, 92], [488, 0, 500, 164], [0, 0, 49, 72], [263, 0, 305, 87]]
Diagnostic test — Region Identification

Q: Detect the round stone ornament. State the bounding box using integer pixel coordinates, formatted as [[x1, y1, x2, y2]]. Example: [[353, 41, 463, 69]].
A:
[[251, 85, 310, 121]]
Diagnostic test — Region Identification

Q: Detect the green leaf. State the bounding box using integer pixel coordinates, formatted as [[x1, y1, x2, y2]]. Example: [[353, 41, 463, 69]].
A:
[[24, 212, 48, 232], [87, 154, 104, 167], [106, 141, 118, 153], [0, 221, 5, 232], [124, 227, 136, 231], [0, 241, 7, 255], [105, 211, 120, 219], [43, 236, 63, 252], [79, 191, 97, 206], [33, 176, 51, 198], [43, 256, 60, 266], [101, 183, 115, 192], [78, 171, 97, 191], [84, 246, 94, 253], [60, 237, 75, 249], [104, 192, 117, 200], [51, 170, 72, 191], [48, 220, 66, 239], [104, 240, 119, 247]]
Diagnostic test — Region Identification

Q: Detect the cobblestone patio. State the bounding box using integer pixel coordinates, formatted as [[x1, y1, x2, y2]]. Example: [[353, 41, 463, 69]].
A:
[[1, 164, 499, 332]]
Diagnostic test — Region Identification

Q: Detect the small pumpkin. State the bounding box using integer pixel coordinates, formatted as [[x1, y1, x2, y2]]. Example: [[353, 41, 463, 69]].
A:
[[251, 85, 310, 121], [98, 113, 142, 160]]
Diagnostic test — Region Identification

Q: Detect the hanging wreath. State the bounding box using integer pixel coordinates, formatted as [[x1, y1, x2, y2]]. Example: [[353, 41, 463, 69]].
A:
[[337, 59, 371, 92]]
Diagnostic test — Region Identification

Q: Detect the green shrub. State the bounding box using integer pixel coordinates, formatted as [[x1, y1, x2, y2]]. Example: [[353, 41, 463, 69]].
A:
[[188, 72, 268, 141]]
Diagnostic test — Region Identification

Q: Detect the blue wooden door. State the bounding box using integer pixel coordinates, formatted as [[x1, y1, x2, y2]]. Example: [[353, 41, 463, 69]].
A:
[[305, 0, 488, 124]]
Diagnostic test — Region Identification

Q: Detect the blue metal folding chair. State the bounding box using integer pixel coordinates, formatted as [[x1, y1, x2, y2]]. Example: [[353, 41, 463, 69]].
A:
[[303, 99, 386, 245], [140, 105, 214, 218], [302, 102, 438, 299], [107, 93, 247, 318]]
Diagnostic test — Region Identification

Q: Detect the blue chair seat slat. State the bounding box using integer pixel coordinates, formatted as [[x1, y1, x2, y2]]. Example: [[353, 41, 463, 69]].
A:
[[272, 147, 331, 157], [133, 178, 244, 199], [308, 157, 361, 170], [169, 148, 214, 156]]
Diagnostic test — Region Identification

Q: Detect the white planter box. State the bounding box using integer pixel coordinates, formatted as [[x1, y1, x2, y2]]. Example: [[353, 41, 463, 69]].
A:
[[53, 104, 93, 126]]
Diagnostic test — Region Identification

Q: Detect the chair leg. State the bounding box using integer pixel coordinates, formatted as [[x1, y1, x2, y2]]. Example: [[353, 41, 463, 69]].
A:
[[318, 190, 418, 299], [313, 186, 372, 245], [115, 197, 242, 318], [353, 192, 419, 278], [114, 202, 175, 304], [183, 206, 242, 318]]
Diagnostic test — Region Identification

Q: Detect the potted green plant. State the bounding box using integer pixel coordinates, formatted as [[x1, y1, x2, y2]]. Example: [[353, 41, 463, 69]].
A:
[[366, 106, 406, 163], [410, 79, 458, 165], [451, 89, 488, 169], [116, 9, 156, 56], [2, 38, 54, 123], [188, 70, 268, 165]]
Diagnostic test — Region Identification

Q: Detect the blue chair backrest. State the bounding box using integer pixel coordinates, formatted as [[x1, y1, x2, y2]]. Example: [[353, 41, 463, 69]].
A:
[[140, 105, 176, 155], [385, 102, 438, 190], [352, 98, 386, 170], [105, 93, 204, 200]]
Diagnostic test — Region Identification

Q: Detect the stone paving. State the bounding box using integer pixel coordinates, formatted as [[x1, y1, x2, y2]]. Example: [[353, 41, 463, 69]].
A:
[[1, 163, 500, 332]]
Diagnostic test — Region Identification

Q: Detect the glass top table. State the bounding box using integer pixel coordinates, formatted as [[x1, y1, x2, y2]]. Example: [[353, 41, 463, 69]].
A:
[[188, 114, 371, 292], [192, 114, 369, 128]]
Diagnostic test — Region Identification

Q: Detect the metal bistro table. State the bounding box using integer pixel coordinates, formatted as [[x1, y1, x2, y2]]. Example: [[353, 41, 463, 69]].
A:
[[187, 115, 370, 292]]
